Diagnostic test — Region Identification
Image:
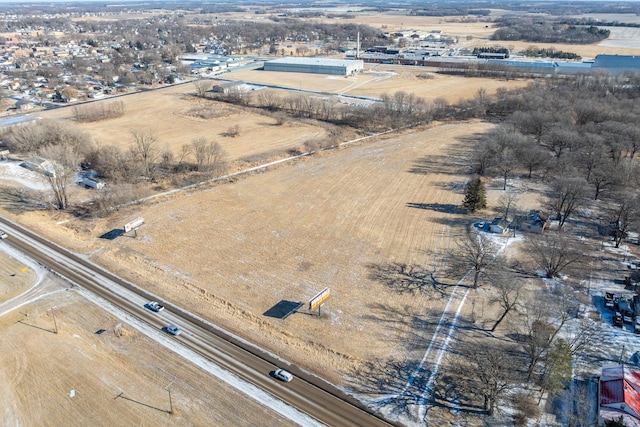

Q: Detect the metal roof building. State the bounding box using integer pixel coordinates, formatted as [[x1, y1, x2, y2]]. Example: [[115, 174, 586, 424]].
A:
[[263, 57, 364, 76], [599, 364, 640, 427], [592, 54, 640, 75]]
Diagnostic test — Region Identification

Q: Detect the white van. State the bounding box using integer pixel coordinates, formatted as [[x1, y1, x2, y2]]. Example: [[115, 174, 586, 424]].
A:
[[273, 369, 293, 383]]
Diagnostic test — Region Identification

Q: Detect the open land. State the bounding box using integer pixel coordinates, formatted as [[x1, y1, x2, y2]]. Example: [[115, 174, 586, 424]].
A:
[[36, 84, 333, 163], [0, 263, 290, 426], [2, 9, 640, 426]]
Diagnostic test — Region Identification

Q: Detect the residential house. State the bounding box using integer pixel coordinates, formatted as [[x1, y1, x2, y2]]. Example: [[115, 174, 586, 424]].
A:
[[513, 210, 549, 234]]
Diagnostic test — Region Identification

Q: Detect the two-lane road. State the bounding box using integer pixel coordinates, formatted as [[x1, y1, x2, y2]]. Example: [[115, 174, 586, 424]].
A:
[[0, 217, 398, 427]]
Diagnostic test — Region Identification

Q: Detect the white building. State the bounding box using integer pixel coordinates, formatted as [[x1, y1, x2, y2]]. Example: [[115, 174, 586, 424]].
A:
[[263, 57, 364, 76]]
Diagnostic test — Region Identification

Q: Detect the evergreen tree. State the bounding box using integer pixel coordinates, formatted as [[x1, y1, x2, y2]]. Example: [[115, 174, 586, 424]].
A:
[[463, 176, 487, 212], [605, 416, 627, 427], [539, 338, 572, 403]]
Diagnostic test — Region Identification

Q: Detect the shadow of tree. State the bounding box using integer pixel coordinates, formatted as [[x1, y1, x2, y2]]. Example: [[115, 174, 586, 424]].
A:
[[347, 355, 485, 423], [407, 141, 474, 176], [0, 186, 48, 214], [367, 262, 457, 297], [407, 202, 467, 215]]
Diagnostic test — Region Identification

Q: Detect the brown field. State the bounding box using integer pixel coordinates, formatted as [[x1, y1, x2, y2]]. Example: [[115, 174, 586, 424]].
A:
[[5, 120, 497, 384], [0, 277, 287, 426], [0, 252, 35, 304], [227, 66, 531, 103], [36, 84, 332, 162]]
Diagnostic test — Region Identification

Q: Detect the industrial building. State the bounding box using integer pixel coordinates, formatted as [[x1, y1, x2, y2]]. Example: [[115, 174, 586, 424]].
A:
[[592, 54, 640, 75], [263, 57, 364, 76]]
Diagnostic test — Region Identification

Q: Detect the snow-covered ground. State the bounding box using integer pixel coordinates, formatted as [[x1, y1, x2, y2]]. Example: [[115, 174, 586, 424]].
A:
[[0, 160, 49, 191]]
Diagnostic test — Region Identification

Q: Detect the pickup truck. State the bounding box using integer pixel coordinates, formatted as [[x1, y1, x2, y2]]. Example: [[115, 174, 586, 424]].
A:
[[146, 301, 164, 312], [0, 230, 7, 239]]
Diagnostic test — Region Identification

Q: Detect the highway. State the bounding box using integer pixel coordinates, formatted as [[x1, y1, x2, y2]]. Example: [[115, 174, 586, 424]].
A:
[[0, 216, 398, 427]]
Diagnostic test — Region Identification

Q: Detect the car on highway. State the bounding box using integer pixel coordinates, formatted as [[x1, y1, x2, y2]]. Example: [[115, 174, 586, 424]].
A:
[[146, 301, 164, 312], [273, 369, 293, 383], [0, 231, 7, 239], [166, 324, 181, 336]]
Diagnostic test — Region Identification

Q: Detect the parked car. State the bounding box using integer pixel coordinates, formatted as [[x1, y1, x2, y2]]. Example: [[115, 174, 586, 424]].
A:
[[166, 324, 181, 336], [273, 369, 293, 383], [146, 301, 164, 312]]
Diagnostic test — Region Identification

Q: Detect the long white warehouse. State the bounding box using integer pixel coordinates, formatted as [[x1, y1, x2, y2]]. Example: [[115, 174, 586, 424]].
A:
[[263, 57, 364, 76]]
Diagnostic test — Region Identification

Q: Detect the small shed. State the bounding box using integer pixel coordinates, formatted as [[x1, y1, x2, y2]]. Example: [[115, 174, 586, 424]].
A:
[[23, 156, 56, 177], [488, 217, 509, 234], [211, 80, 245, 94]]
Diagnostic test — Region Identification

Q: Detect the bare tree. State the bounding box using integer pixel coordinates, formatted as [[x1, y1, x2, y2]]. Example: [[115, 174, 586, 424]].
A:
[[487, 268, 523, 332], [543, 127, 581, 159], [191, 137, 208, 171], [546, 176, 587, 228], [493, 146, 519, 190], [526, 233, 583, 279], [448, 231, 500, 288], [193, 79, 211, 98], [451, 339, 523, 416], [608, 193, 640, 248], [496, 192, 519, 224], [509, 110, 555, 144], [516, 142, 550, 178], [39, 144, 80, 210], [178, 143, 192, 165], [205, 141, 227, 174], [564, 319, 599, 357], [130, 129, 160, 177], [589, 157, 618, 200]]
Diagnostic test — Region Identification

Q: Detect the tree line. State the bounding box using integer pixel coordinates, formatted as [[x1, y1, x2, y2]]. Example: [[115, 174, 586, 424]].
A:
[[430, 69, 640, 422], [491, 17, 610, 44]]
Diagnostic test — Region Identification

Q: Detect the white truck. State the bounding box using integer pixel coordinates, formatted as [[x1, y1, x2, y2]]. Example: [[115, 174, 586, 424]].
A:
[[82, 177, 105, 189]]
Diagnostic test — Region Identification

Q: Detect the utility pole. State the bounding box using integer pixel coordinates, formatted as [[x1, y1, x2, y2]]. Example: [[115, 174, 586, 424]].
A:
[[165, 381, 174, 414], [51, 308, 58, 334]]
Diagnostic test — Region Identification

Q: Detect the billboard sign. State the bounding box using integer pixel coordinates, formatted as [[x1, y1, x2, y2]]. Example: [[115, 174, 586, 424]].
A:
[[309, 287, 330, 311], [124, 217, 144, 233]]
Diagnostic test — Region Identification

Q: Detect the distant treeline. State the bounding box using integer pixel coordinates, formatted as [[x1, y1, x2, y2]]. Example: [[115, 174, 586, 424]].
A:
[[472, 47, 510, 55], [522, 47, 581, 60], [561, 18, 640, 29], [491, 18, 610, 44], [410, 8, 491, 17], [73, 101, 124, 123]]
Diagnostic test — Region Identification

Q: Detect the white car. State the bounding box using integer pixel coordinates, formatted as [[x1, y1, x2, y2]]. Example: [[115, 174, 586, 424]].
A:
[[146, 301, 164, 312], [273, 369, 293, 383], [0, 231, 7, 239], [166, 324, 181, 336]]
